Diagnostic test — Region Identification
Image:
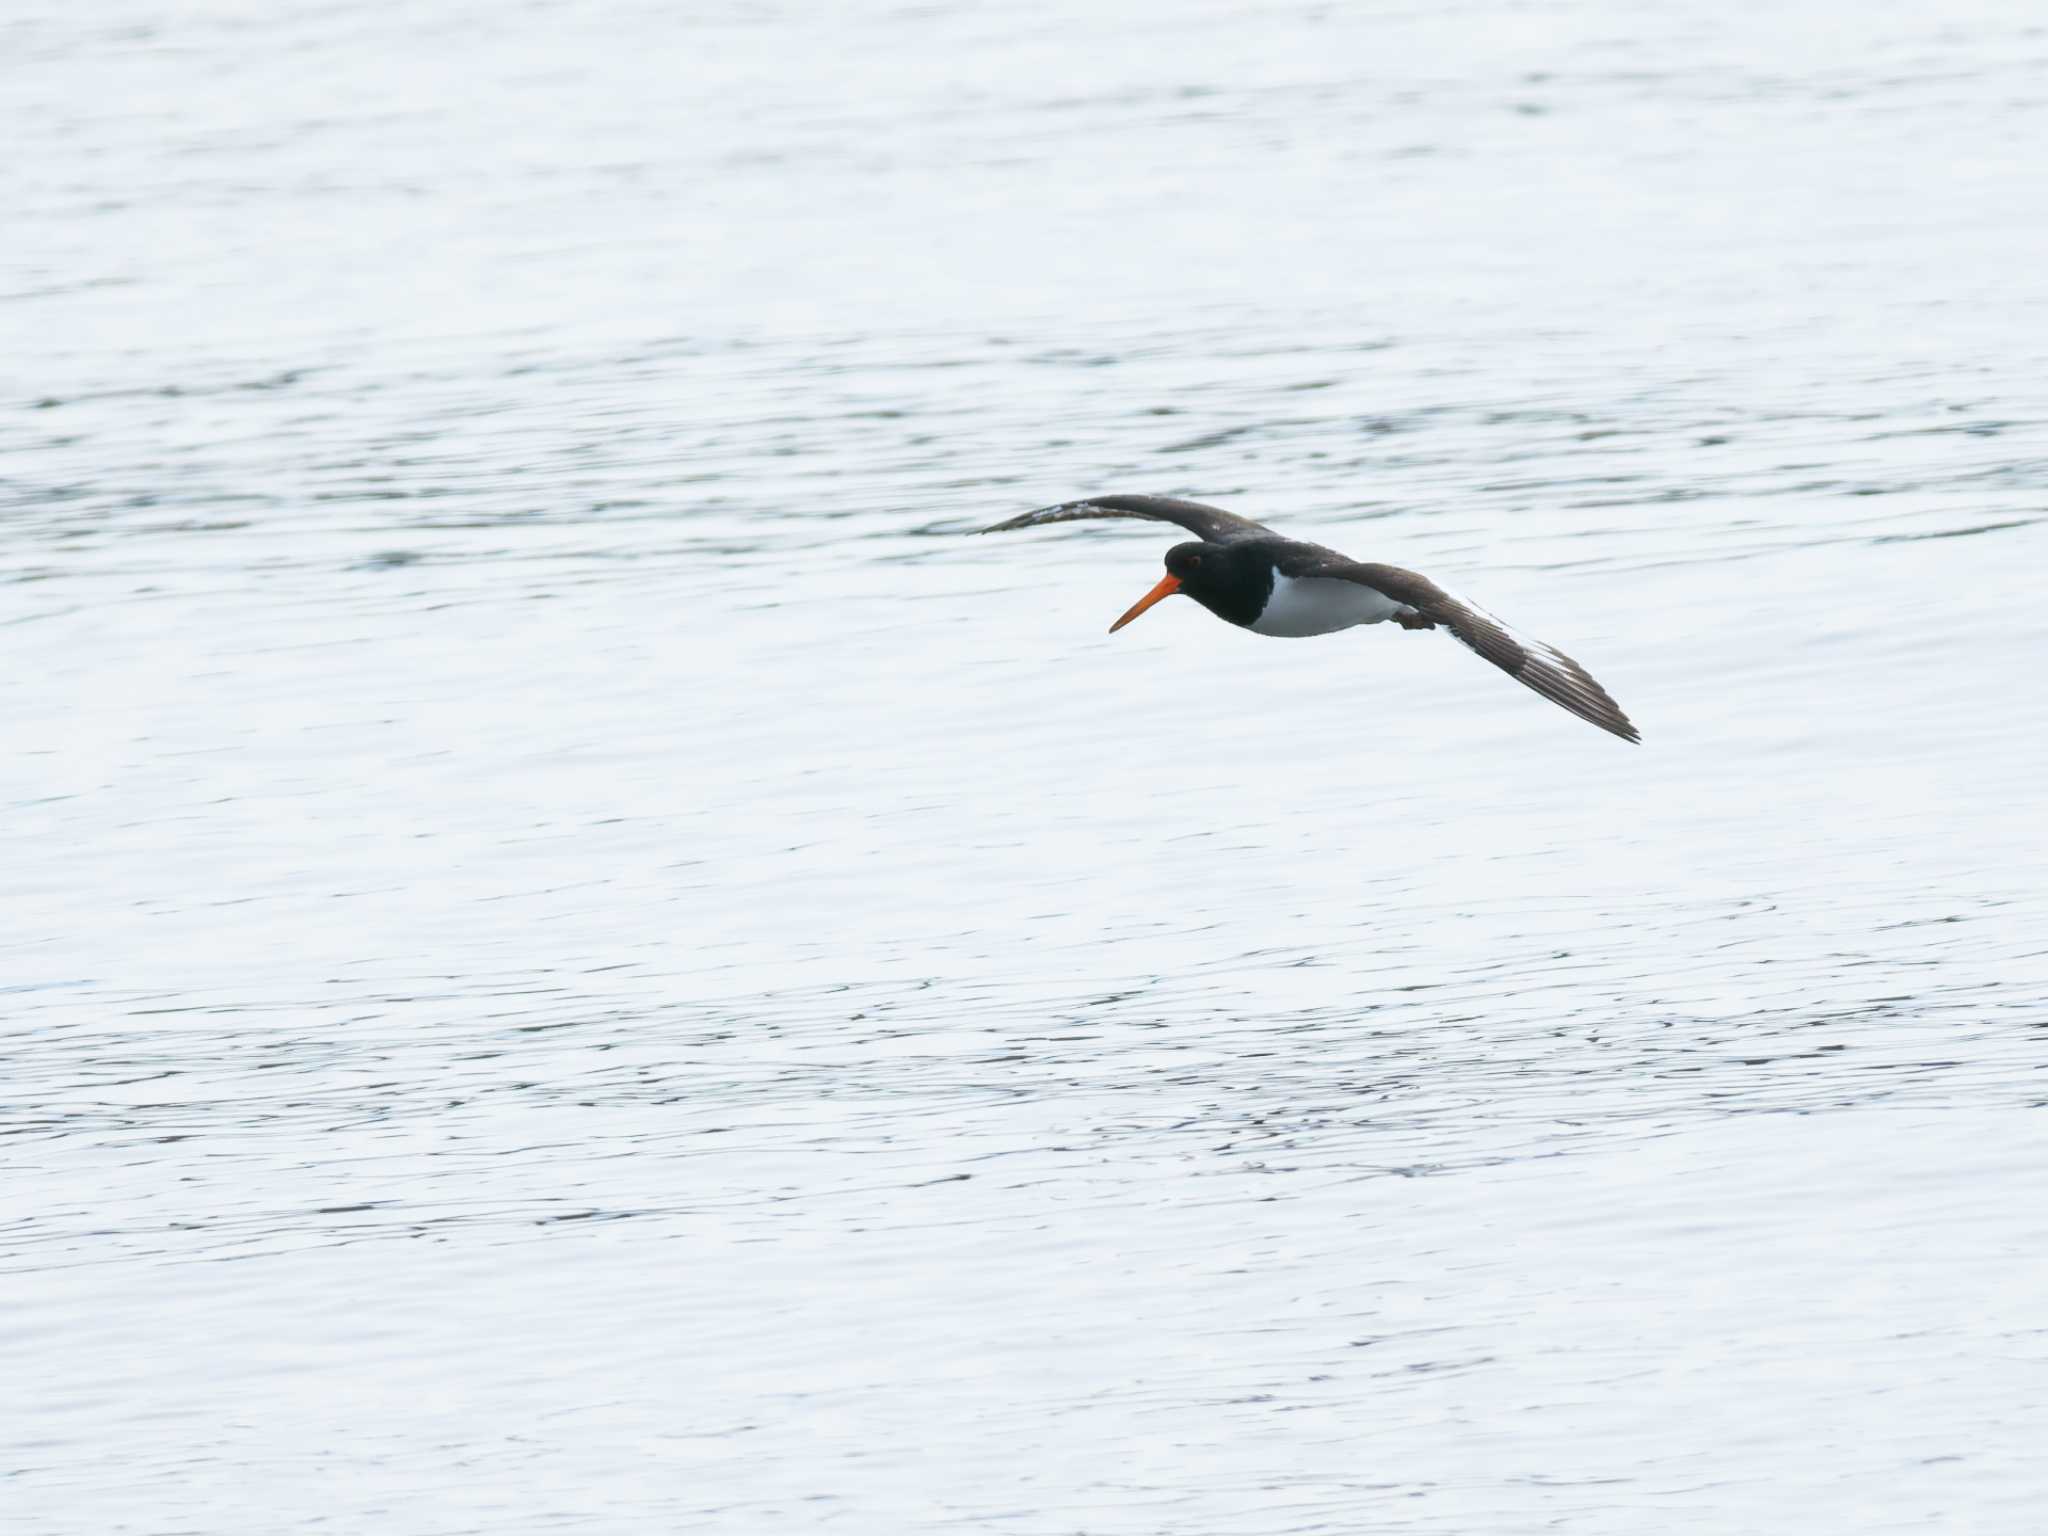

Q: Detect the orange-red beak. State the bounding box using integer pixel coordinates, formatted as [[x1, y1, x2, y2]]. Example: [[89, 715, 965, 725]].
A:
[[1109, 572, 1181, 633]]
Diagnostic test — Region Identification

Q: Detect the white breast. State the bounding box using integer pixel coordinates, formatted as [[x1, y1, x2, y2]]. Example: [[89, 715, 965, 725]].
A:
[[1249, 572, 1404, 637]]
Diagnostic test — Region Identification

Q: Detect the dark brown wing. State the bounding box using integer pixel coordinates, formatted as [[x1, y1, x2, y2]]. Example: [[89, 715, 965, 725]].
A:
[[1314, 557, 1642, 743], [980, 494, 1273, 544]]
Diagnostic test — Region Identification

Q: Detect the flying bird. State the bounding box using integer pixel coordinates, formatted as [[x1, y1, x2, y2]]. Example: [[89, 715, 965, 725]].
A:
[[981, 493, 1639, 743]]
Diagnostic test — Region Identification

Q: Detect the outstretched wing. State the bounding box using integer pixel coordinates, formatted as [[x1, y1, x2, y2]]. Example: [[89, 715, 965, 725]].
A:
[[980, 494, 1274, 544], [1320, 558, 1642, 743]]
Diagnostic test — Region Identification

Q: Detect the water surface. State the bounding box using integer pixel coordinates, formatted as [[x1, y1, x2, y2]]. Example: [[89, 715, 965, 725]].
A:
[[5, 2, 2047, 1531]]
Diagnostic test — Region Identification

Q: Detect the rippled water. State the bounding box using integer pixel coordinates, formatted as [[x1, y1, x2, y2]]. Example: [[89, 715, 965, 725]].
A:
[[6, 2, 2047, 1531]]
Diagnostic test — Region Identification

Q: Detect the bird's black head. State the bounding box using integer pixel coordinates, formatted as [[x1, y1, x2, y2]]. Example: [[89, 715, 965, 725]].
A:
[[1108, 540, 1268, 632]]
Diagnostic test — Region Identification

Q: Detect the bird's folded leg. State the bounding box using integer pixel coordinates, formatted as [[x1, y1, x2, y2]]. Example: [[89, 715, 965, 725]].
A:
[[1394, 610, 1437, 630]]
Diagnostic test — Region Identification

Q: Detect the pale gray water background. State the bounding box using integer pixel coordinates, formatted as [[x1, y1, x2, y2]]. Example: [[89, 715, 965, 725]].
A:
[[6, 1, 2048, 1531]]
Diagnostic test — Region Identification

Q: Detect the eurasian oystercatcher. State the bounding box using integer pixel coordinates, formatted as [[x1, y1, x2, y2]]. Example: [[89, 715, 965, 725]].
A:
[[982, 494, 1639, 743]]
